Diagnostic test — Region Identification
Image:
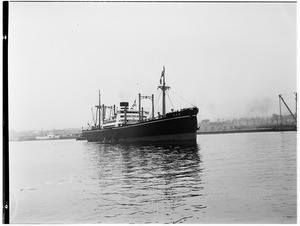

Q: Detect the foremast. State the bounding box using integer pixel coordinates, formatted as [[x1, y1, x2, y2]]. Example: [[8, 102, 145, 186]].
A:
[[94, 66, 172, 130], [95, 90, 101, 129], [158, 66, 170, 117]]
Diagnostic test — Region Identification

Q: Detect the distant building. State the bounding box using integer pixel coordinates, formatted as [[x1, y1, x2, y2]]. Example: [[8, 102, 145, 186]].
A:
[[197, 111, 296, 133], [198, 120, 234, 132]]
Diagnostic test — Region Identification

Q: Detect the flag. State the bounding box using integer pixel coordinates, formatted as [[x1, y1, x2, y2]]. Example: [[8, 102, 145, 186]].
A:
[[160, 66, 165, 84], [132, 99, 137, 108]]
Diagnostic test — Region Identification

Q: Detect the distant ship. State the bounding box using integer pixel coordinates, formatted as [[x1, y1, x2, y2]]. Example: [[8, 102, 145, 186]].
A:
[[35, 133, 60, 140], [82, 67, 199, 143]]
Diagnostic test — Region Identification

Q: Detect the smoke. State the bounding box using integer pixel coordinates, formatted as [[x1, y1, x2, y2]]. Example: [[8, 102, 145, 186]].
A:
[[245, 97, 272, 116]]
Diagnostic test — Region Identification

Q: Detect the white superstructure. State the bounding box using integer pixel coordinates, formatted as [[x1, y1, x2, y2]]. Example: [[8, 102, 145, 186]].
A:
[[35, 134, 60, 140], [101, 102, 149, 129]]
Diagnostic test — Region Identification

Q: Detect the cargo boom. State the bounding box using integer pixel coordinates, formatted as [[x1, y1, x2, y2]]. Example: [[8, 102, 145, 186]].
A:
[[82, 67, 199, 144]]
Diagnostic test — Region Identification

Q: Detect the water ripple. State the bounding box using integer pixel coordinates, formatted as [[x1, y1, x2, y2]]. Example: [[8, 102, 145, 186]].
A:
[[9, 132, 296, 223]]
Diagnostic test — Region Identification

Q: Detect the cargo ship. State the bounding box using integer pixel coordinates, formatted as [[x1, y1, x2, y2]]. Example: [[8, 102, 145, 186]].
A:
[[82, 67, 199, 143]]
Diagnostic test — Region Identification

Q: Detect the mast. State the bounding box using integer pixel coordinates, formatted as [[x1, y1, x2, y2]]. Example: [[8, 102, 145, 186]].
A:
[[162, 67, 166, 116], [138, 93, 141, 122], [124, 105, 127, 125], [158, 66, 170, 117], [98, 90, 101, 128], [295, 92, 297, 120], [95, 91, 101, 129], [151, 94, 154, 119], [279, 95, 282, 126], [102, 104, 105, 122], [139, 93, 154, 121]]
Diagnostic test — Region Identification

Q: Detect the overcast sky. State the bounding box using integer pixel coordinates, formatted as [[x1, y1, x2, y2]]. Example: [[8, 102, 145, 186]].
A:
[[8, 2, 297, 131]]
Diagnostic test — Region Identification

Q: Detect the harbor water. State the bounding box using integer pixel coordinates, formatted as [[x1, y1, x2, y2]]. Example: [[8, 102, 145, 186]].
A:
[[9, 132, 296, 223]]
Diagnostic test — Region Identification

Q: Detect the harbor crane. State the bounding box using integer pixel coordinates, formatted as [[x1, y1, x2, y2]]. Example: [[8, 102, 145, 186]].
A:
[[279, 92, 297, 126]]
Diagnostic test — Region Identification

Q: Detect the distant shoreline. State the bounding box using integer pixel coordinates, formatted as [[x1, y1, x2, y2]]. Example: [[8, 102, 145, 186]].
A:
[[9, 137, 77, 142], [197, 127, 296, 135]]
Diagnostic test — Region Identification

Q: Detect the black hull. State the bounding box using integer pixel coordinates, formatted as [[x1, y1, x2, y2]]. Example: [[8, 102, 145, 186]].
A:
[[82, 108, 198, 143]]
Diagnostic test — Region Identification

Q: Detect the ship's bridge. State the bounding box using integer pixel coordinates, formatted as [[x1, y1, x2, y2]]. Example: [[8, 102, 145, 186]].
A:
[[101, 101, 149, 129]]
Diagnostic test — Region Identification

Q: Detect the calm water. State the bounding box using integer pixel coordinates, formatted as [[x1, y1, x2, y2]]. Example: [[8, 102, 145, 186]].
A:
[[9, 132, 297, 223]]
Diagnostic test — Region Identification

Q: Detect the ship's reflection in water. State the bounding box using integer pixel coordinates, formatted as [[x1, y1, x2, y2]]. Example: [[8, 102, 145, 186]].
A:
[[10, 133, 296, 223], [85, 142, 205, 223]]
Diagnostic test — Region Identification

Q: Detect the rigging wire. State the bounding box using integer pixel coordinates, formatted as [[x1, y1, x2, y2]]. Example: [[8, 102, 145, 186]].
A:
[[168, 90, 181, 110], [155, 89, 161, 105], [166, 92, 175, 110], [155, 89, 161, 103], [155, 91, 162, 114], [170, 89, 196, 107]]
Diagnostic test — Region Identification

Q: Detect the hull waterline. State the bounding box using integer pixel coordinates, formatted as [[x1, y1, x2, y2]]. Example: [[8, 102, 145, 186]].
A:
[[83, 109, 198, 144]]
